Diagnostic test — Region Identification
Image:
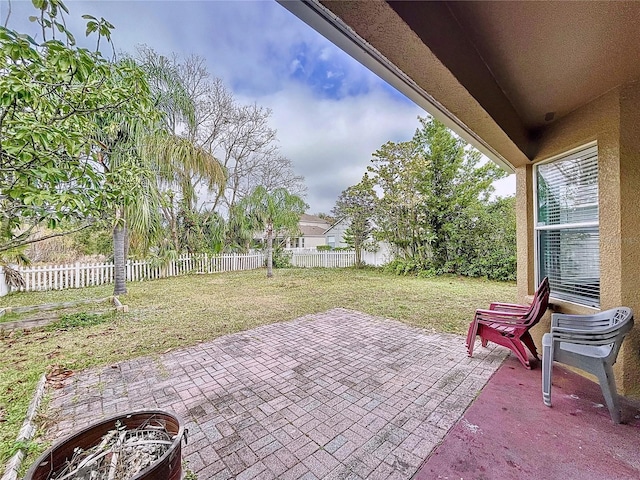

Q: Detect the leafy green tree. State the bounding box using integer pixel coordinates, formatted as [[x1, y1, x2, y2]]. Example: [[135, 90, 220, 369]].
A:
[[1, 2, 225, 295], [72, 225, 112, 257], [145, 133, 226, 253], [331, 174, 377, 267], [368, 139, 428, 264], [459, 196, 516, 281], [368, 116, 508, 275], [238, 186, 307, 277], [412, 116, 506, 272], [0, 0, 149, 254], [224, 204, 260, 253], [174, 208, 229, 254]]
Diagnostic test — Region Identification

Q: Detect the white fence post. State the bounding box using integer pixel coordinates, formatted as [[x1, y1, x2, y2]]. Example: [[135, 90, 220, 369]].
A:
[[0, 266, 8, 297]]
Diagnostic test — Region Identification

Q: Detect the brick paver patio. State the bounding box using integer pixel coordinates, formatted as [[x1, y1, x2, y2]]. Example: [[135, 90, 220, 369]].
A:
[[45, 308, 506, 479]]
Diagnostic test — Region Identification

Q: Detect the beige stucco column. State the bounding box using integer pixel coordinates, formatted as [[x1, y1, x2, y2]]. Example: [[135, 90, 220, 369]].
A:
[[515, 164, 535, 301], [616, 84, 640, 395]]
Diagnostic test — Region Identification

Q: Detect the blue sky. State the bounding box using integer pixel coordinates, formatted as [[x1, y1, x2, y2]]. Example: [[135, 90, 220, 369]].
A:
[[2, 0, 515, 213]]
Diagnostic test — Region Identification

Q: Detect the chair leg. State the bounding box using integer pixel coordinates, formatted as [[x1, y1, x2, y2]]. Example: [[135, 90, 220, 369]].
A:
[[542, 333, 553, 406], [521, 332, 539, 360], [465, 320, 475, 348], [595, 363, 622, 424], [466, 319, 478, 356], [506, 338, 531, 369]]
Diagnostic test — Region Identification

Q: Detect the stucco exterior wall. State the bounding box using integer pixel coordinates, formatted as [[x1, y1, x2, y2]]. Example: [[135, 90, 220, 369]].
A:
[[618, 83, 640, 395], [518, 84, 640, 395]]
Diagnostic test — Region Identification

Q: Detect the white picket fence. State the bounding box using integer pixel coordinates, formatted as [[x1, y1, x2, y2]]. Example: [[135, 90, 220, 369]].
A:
[[11, 253, 264, 293], [0, 250, 382, 294], [21, 262, 116, 291], [286, 249, 389, 267], [290, 251, 356, 268], [126, 253, 265, 281]]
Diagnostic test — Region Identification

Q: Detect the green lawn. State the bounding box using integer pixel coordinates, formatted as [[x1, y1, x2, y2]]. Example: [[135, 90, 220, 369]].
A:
[[0, 268, 516, 464]]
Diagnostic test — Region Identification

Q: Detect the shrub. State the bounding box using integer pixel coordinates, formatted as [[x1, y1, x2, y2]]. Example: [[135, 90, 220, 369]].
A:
[[383, 259, 423, 276], [271, 247, 293, 269]]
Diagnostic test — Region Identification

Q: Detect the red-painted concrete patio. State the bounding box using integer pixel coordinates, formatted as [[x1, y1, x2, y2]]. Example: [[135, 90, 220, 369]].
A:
[[416, 355, 640, 480]]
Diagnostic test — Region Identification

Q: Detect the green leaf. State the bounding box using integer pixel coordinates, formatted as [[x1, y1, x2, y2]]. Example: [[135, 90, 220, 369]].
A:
[[32, 0, 47, 11], [85, 22, 98, 36]]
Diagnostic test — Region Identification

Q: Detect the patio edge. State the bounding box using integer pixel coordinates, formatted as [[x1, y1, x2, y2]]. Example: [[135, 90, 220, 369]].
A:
[[1, 373, 47, 480]]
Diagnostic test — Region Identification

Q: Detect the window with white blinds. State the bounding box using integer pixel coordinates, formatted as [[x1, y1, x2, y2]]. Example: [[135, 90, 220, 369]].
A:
[[535, 145, 599, 307]]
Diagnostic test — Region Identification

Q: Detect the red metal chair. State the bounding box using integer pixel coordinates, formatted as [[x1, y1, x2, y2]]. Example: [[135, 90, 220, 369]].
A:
[[466, 277, 550, 369]]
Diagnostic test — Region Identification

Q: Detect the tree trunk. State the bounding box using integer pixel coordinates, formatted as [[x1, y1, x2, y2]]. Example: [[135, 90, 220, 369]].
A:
[[123, 225, 129, 264], [113, 221, 128, 295], [266, 223, 273, 278], [170, 195, 179, 252], [355, 239, 362, 268]]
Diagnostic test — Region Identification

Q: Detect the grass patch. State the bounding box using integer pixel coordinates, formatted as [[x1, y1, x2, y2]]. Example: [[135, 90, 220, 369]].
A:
[[0, 268, 516, 464], [1, 296, 113, 325], [0, 310, 21, 324], [1, 306, 112, 327], [44, 312, 114, 331]]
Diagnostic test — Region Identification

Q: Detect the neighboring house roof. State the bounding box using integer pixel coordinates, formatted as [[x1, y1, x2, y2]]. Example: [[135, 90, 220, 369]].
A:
[[299, 225, 327, 237], [324, 216, 348, 235], [300, 213, 330, 224]]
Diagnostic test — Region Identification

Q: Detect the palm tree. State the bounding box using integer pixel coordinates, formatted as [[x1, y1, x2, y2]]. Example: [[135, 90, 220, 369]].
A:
[[101, 131, 225, 295], [93, 58, 225, 295], [239, 186, 307, 277], [135, 46, 227, 253], [92, 115, 163, 296], [145, 134, 226, 251]]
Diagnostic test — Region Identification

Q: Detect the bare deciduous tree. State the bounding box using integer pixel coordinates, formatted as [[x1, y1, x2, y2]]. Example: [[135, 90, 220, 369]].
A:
[[138, 48, 306, 214]]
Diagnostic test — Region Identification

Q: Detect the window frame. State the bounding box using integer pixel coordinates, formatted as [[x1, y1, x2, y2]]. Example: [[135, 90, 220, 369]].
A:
[[533, 142, 600, 308]]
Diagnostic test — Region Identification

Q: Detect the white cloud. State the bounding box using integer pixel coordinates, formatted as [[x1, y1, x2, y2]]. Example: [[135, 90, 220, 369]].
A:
[[245, 83, 424, 213], [319, 47, 331, 61], [289, 58, 303, 75]]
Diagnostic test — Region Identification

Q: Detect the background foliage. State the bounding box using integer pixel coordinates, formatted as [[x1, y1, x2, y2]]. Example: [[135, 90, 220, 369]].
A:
[[357, 116, 516, 280]]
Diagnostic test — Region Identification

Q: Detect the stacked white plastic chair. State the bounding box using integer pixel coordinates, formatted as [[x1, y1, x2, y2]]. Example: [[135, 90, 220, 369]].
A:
[[542, 307, 634, 423]]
